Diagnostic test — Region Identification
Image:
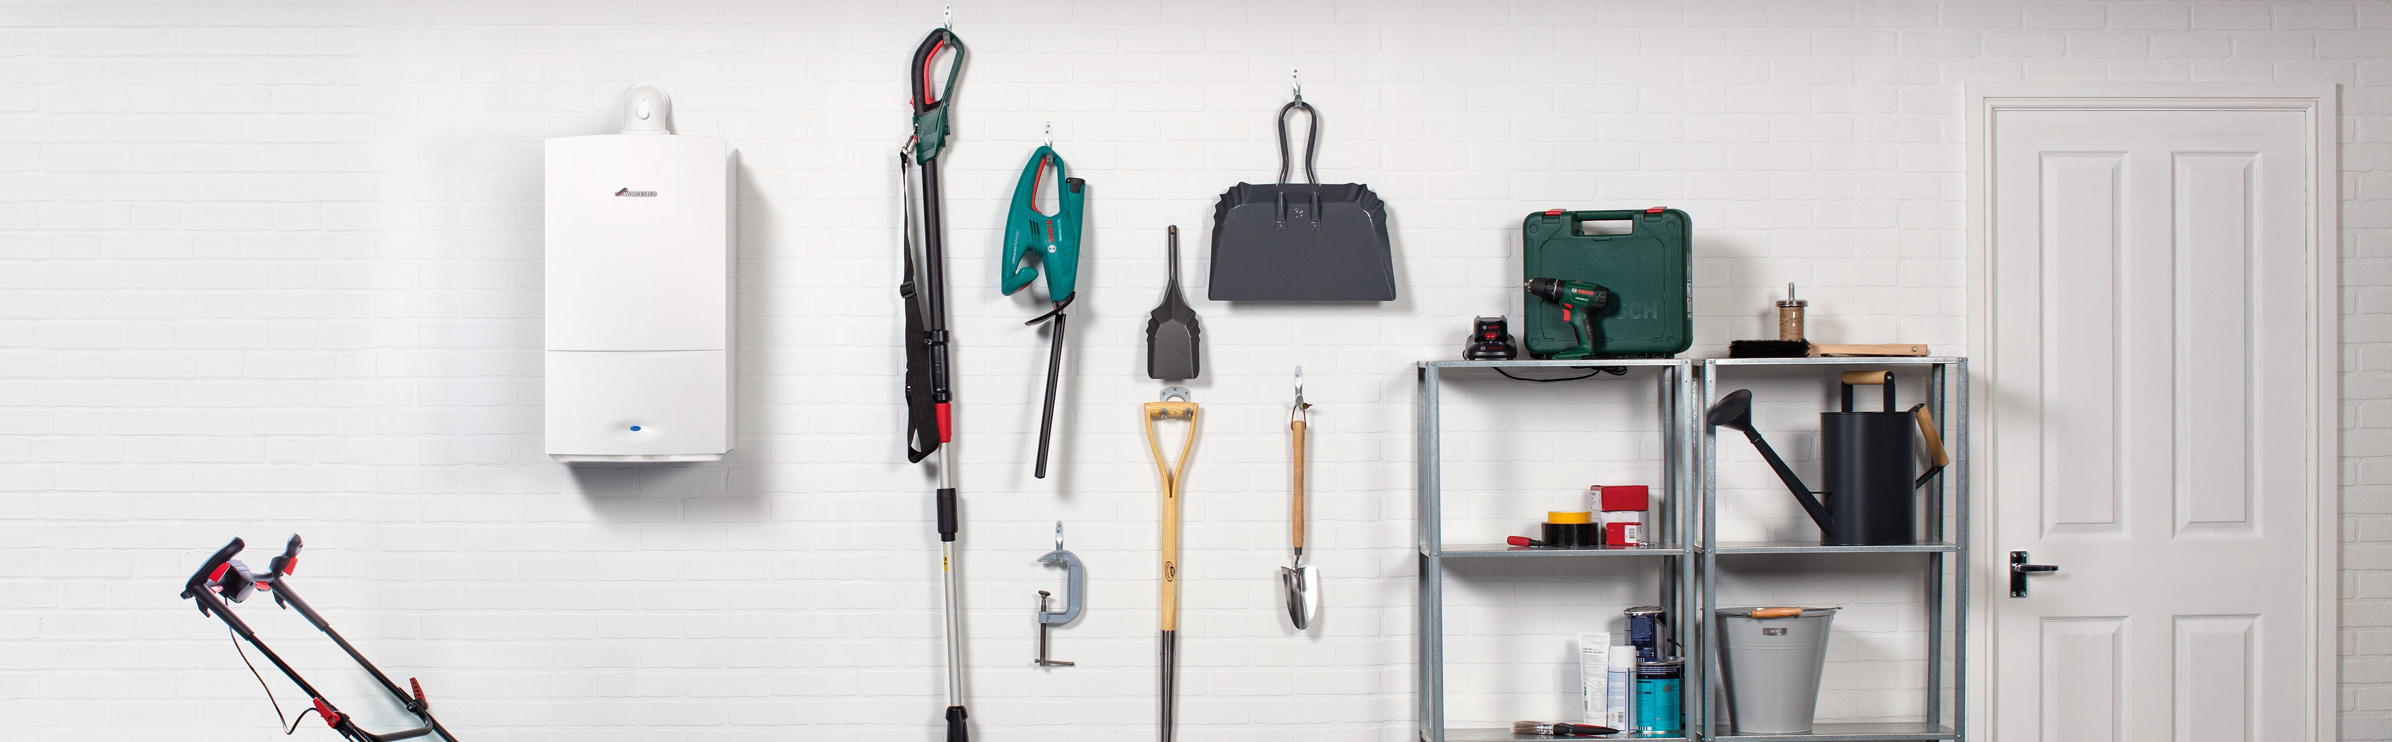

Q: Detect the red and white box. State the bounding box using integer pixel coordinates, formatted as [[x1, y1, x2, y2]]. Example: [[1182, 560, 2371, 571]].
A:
[[1589, 485, 1649, 547]]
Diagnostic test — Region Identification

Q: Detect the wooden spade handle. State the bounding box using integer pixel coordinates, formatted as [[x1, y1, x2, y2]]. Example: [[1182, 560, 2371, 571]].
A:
[[1160, 471, 1179, 632], [1145, 400, 1198, 633], [1840, 370, 1890, 385], [1292, 419, 1306, 552]]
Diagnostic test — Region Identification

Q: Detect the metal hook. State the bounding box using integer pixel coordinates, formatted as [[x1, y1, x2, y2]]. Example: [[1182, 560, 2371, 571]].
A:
[[1053, 521, 1065, 552], [1160, 386, 1192, 403], [1291, 366, 1309, 424], [943, 4, 952, 29], [1291, 67, 1302, 101], [1045, 121, 1052, 148]]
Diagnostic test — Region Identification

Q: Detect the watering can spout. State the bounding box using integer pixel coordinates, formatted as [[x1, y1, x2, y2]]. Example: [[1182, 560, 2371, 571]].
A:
[[1707, 389, 1837, 535]]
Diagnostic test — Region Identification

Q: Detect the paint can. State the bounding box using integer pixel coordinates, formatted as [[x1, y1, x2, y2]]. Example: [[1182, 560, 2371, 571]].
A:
[[1635, 659, 1683, 733]]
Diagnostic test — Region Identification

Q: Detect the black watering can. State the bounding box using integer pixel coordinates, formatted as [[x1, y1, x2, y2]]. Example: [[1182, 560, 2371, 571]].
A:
[[1707, 371, 1952, 546]]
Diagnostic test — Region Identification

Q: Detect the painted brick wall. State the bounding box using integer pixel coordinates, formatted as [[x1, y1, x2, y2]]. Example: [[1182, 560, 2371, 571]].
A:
[[1, 0, 2386, 740]]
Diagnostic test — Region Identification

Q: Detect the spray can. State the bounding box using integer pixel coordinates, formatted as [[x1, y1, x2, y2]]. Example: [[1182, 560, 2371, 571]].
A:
[[1623, 606, 1666, 663], [1635, 659, 1684, 734], [1606, 647, 1637, 732]]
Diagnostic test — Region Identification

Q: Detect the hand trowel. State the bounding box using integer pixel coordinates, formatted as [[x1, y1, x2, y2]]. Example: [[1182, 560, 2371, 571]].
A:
[[1282, 367, 1319, 630], [1146, 226, 1201, 380]]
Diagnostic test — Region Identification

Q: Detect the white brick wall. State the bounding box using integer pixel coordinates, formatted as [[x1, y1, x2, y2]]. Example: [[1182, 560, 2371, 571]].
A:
[[2, 0, 2387, 739]]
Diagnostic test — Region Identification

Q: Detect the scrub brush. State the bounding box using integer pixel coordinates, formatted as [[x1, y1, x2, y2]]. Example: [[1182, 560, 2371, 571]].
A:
[[1728, 283, 1927, 358], [1513, 720, 1619, 737]]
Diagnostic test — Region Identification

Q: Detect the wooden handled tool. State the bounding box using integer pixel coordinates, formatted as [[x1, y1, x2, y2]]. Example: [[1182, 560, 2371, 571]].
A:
[[1143, 387, 1198, 742], [1813, 343, 1929, 357], [1292, 419, 1306, 553], [1282, 367, 1319, 630]]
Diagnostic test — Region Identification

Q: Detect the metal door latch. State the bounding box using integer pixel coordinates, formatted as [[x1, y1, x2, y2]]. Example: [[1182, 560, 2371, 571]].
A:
[[2010, 550, 2059, 597]]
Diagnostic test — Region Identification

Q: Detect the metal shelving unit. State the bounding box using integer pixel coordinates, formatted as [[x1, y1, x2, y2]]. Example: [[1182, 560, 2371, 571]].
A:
[[1697, 357, 1968, 742], [1416, 359, 1698, 742]]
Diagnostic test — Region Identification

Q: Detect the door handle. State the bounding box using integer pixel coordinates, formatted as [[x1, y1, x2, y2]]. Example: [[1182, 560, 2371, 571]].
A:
[[2010, 550, 2060, 597]]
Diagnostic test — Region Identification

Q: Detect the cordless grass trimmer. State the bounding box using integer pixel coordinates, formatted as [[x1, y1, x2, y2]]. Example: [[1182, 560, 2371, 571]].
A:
[[179, 535, 459, 742], [1001, 144, 1084, 479], [899, 24, 972, 742]]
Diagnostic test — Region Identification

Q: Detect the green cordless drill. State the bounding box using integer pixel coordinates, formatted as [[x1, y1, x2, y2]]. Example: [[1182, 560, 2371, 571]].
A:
[[1525, 277, 1612, 360]]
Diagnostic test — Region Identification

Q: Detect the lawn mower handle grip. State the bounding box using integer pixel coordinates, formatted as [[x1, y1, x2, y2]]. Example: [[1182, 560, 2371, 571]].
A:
[[270, 533, 304, 578], [181, 537, 244, 601]]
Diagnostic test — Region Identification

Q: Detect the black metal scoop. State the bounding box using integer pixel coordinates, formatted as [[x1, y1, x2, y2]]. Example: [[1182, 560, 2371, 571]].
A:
[[1147, 226, 1202, 380]]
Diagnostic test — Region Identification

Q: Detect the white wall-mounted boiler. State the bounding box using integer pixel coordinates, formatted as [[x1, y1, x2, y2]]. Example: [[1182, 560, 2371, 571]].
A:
[[545, 84, 735, 462]]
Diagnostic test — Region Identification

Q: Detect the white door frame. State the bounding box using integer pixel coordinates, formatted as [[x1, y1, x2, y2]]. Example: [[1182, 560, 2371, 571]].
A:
[[1965, 82, 2340, 742]]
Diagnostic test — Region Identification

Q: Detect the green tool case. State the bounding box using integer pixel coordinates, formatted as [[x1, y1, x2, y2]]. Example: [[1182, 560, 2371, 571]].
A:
[[1522, 208, 1693, 358]]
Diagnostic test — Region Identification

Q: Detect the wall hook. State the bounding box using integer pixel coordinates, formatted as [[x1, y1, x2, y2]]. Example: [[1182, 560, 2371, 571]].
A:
[[1291, 67, 1302, 101], [1045, 121, 1052, 148], [943, 4, 952, 29]]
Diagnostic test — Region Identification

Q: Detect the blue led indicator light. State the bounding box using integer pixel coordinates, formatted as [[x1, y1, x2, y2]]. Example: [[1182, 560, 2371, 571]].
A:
[[629, 425, 642, 432]]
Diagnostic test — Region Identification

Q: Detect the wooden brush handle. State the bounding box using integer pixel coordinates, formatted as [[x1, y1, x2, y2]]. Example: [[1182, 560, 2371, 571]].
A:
[[1291, 419, 1306, 552], [1750, 607, 1805, 618], [1811, 343, 1929, 357]]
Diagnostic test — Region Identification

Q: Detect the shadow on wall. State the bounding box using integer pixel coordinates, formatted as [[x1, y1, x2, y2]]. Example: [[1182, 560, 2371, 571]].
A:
[[565, 462, 765, 522]]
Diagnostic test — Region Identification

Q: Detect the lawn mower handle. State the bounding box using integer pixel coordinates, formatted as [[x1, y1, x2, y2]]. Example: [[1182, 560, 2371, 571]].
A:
[[180, 537, 244, 608]]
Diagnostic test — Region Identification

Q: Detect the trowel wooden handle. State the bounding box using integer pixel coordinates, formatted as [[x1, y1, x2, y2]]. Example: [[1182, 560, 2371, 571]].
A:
[[1750, 607, 1805, 618], [1291, 419, 1306, 552], [1914, 405, 1952, 468]]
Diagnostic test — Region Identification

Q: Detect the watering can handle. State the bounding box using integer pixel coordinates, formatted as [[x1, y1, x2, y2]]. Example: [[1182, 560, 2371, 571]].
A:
[[1911, 404, 1952, 468]]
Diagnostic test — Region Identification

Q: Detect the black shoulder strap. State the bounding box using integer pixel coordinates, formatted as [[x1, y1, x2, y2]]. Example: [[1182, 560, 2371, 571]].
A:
[[899, 150, 940, 463]]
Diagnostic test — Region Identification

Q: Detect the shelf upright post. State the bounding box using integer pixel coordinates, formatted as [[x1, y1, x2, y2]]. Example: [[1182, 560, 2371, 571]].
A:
[[1926, 362, 1946, 727], [1953, 358, 1970, 739], [1698, 360, 1721, 742], [1417, 364, 1445, 742]]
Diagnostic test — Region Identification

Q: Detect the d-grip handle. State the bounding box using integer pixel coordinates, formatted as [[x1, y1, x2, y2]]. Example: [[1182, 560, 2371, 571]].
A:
[[1276, 99, 1319, 185], [910, 28, 965, 115]]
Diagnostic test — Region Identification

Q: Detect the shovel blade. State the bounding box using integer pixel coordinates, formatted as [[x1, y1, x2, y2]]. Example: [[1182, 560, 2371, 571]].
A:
[[1281, 565, 1320, 630]]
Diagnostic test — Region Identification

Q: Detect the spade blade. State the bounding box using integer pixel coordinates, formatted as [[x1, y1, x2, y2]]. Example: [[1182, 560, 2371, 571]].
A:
[[1147, 226, 1201, 380]]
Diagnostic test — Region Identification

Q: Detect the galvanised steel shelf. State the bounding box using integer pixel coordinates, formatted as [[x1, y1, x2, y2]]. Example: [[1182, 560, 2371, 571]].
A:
[[1699, 358, 1968, 742], [1712, 541, 1958, 555], [1705, 356, 1964, 368], [1704, 721, 1956, 742], [1442, 730, 1692, 741], [1416, 359, 1697, 742], [1430, 545, 1690, 558]]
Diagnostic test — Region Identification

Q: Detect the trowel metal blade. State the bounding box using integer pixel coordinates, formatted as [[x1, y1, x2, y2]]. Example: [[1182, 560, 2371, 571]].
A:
[[1281, 565, 1320, 630]]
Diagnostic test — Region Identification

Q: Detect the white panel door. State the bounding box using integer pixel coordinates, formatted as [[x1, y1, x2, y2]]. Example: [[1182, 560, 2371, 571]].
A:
[[1987, 108, 2319, 741]]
